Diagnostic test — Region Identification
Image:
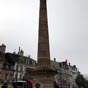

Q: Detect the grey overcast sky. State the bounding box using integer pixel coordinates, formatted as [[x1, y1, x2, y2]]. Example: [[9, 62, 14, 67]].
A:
[[0, 0, 88, 74]]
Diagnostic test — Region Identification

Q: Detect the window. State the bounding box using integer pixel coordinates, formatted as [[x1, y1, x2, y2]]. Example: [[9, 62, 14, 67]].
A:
[[11, 66, 13, 70], [6, 65, 9, 69], [0, 63, 2, 69], [5, 74, 8, 79], [20, 74, 22, 79], [10, 74, 13, 77], [20, 66, 23, 72]]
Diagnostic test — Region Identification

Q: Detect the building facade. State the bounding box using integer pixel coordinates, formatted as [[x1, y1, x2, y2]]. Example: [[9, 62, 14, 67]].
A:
[[13, 48, 36, 81], [69, 63, 79, 88], [0, 44, 36, 83], [51, 59, 79, 88], [0, 44, 15, 83]]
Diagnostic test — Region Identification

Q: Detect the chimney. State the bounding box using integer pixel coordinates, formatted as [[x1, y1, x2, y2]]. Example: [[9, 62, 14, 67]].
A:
[[69, 63, 71, 66], [13, 52, 16, 54], [65, 59, 68, 64], [20, 49, 24, 56], [0, 44, 6, 53], [54, 58, 56, 62], [18, 47, 24, 56]]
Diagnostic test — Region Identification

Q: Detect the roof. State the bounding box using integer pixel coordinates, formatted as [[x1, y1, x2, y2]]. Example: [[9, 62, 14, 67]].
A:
[[5, 53, 19, 65]]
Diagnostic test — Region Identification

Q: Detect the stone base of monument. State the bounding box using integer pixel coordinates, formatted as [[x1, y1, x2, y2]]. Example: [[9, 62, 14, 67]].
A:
[[31, 67, 57, 88]]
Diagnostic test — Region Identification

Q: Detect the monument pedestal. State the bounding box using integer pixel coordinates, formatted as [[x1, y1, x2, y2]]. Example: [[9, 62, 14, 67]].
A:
[[31, 67, 57, 88]]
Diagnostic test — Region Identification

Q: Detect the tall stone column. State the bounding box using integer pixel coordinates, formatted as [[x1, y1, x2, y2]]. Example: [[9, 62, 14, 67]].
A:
[[38, 0, 50, 67]]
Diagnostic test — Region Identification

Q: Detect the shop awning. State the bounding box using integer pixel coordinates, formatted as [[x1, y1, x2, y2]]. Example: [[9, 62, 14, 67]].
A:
[[27, 78, 33, 83], [58, 84, 70, 88]]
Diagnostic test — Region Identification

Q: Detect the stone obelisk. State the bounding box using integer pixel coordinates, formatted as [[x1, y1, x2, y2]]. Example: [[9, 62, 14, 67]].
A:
[[31, 0, 57, 88], [38, 0, 50, 68]]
